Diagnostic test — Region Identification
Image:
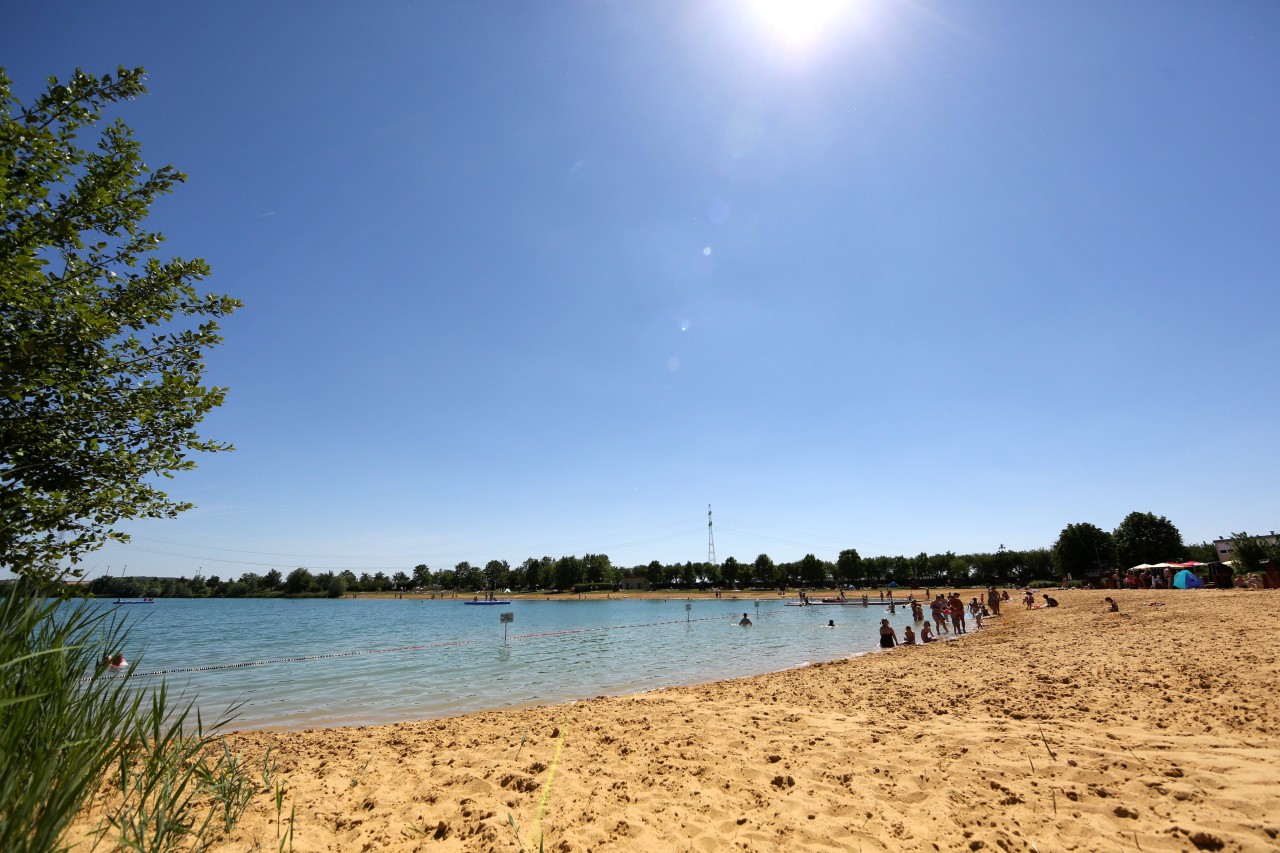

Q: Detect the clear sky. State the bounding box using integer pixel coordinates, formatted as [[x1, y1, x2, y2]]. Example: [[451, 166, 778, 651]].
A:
[[5, 1, 1278, 579]]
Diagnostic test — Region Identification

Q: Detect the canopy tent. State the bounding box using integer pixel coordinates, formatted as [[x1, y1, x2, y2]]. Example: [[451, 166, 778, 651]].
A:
[[1173, 569, 1204, 589]]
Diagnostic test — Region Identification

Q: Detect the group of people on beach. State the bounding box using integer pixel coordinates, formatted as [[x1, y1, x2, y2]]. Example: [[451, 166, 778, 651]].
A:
[[879, 587, 1010, 648]]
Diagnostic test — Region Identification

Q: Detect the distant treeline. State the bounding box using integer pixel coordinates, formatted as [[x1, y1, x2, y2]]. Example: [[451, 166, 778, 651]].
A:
[[71, 540, 1225, 600]]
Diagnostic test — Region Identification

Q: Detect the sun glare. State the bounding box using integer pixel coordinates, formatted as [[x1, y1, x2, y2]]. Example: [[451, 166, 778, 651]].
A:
[[748, 0, 853, 51]]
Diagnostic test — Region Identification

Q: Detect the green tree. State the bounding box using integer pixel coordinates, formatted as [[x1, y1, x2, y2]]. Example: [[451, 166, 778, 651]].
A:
[[284, 567, 313, 595], [797, 553, 825, 586], [1053, 522, 1113, 578], [581, 553, 610, 585], [0, 67, 240, 582], [1113, 512, 1183, 568], [262, 569, 283, 591], [752, 553, 775, 586], [412, 563, 431, 588], [552, 556, 581, 590], [720, 556, 740, 587], [483, 559, 509, 590], [835, 548, 862, 587], [1229, 532, 1279, 573], [1184, 541, 1216, 563]]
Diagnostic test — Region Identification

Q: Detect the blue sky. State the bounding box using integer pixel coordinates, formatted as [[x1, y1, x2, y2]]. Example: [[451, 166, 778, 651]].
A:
[[5, 1, 1278, 579]]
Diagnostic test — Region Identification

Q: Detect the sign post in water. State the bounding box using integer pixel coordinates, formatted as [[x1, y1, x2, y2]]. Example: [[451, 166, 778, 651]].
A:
[[685, 601, 691, 623], [500, 611, 514, 642]]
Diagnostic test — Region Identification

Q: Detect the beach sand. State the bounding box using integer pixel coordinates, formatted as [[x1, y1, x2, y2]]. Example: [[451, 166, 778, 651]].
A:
[[70, 589, 1280, 852]]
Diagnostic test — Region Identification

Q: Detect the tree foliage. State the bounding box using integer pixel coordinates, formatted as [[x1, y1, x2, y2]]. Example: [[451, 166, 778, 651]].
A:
[[1228, 531, 1279, 573], [1112, 511, 1183, 568], [1052, 522, 1113, 578], [0, 67, 239, 581]]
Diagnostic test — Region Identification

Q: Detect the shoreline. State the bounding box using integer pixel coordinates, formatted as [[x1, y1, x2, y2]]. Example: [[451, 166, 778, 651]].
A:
[[69, 589, 1280, 852]]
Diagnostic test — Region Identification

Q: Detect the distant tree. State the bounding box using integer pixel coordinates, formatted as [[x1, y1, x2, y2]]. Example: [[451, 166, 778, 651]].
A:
[[1184, 541, 1216, 563], [391, 571, 410, 591], [325, 573, 347, 598], [1113, 512, 1183, 568], [453, 561, 479, 590], [262, 569, 283, 591], [835, 549, 863, 587], [581, 554, 611, 585], [412, 564, 431, 588], [719, 556, 740, 587], [284, 568, 313, 595], [797, 554, 825, 586], [546, 556, 575, 590], [926, 552, 955, 585], [483, 559, 509, 590], [1229, 532, 1280, 573], [0, 67, 240, 582], [1053, 523, 1113, 578], [752, 554, 775, 586]]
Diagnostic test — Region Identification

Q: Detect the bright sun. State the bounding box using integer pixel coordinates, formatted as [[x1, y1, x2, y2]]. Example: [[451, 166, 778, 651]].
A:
[[747, 0, 854, 51]]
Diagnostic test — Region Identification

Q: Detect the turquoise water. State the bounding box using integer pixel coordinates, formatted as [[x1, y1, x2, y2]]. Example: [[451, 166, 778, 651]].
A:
[[98, 597, 904, 731]]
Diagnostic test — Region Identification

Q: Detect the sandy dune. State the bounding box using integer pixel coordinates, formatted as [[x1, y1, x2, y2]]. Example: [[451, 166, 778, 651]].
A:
[[71, 589, 1280, 851]]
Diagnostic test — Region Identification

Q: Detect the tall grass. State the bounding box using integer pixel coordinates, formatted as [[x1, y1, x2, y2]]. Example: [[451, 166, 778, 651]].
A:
[[0, 587, 238, 853]]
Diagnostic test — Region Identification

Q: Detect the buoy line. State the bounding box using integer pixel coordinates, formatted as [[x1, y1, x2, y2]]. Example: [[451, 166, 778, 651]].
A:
[[114, 607, 782, 679]]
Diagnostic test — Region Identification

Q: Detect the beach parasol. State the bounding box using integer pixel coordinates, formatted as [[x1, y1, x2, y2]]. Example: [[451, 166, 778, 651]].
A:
[[1173, 569, 1203, 589]]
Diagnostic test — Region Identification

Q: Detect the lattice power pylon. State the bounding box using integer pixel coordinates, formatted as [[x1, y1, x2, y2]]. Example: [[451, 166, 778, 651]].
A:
[[707, 504, 716, 565]]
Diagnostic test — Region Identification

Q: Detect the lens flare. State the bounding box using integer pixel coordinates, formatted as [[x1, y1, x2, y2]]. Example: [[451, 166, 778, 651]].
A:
[[748, 0, 853, 50]]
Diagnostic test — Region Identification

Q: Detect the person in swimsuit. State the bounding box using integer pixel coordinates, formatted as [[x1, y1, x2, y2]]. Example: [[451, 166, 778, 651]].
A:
[[949, 594, 965, 634], [1104, 597, 1118, 612], [878, 618, 897, 648], [1042, 594, 1059, 608], [902, 625, 916, 645], [920, 622, 936, 643], [739, 613, 752, 626]]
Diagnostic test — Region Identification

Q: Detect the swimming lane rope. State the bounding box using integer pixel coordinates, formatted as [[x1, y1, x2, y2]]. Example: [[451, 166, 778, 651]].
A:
[[122, 609, 776, 679]]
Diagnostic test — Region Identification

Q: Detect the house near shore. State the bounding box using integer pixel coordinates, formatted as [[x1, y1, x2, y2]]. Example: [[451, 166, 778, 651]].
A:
[[1213, 533, 1278, 564], [619, 575, 649, 591]]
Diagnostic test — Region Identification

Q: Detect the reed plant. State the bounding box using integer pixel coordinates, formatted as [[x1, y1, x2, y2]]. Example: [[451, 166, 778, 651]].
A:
[[108, 683, 237, 852], [0, 589, 142, 853], [0, 586, 240, 853]]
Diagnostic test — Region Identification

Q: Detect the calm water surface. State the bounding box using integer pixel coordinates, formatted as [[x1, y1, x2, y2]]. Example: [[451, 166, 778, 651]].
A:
[[98, 596, 904, 731]]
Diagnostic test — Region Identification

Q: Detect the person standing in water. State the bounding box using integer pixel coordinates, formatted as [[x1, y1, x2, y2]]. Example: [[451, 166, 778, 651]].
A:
[[739, 612, 752, 626]]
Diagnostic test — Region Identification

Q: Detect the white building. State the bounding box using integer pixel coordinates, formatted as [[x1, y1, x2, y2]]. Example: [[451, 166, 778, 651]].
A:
[[1213, 533, 1278, 564]]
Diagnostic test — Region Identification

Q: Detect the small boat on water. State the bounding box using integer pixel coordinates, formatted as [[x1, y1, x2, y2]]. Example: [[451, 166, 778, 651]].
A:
[[113, 598, 156, 604], [463, 600, 512, 606]]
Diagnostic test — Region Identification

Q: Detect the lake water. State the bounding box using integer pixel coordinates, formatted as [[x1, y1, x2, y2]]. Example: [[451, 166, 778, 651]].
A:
[[98, 596, 908, 731]]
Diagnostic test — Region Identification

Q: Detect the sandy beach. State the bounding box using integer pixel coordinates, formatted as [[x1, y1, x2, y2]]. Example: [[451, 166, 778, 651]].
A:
[[70, 589, 1280, 852]]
